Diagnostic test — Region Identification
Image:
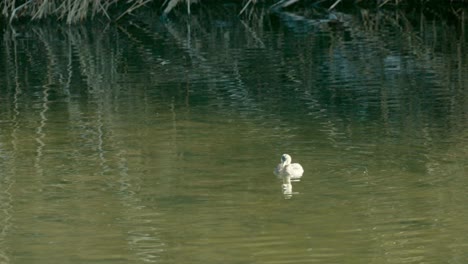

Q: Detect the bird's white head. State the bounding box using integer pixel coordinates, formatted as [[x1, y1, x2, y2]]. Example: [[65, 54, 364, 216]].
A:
[[281, 154, 292, 165]]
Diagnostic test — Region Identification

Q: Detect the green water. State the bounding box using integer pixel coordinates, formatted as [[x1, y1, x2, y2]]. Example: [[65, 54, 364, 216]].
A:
[[0, 7, 467, 264]]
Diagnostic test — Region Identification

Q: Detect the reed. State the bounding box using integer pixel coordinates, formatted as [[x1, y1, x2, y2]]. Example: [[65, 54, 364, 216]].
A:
[[2, 0, 467, 24], [3, 0, 154, 24]]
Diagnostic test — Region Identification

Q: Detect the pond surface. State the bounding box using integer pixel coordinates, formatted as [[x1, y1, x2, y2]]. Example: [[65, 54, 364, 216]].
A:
[[0, 6, 467, 264]]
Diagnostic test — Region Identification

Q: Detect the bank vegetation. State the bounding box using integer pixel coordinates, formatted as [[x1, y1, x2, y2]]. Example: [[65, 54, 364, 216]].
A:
[[1, 0, 467, 24]]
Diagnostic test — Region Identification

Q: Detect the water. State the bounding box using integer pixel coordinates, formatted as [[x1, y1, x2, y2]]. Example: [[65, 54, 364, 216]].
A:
[[0, 6, 467, 264]]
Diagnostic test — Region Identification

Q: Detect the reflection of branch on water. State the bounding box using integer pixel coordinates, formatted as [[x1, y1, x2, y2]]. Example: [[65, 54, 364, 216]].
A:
[[34, 84, 50, 177], [32, 27, 75, 97], [162, 15, 265, 113], [240, 20, 265, 48], [355, 7, 467, 118], [164, 19, 208, 62], [0, 41, 18, 260]]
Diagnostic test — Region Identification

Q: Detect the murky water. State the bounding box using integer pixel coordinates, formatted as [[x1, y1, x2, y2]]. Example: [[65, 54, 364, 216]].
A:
[[0, 6, 467, 264]]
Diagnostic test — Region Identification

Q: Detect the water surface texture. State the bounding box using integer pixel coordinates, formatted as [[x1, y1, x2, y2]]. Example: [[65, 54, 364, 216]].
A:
[[0, 6, 467, 264]]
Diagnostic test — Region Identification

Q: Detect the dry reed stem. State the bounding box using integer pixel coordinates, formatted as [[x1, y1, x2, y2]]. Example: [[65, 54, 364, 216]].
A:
[[9, 0, 34, 23], [270, 0, 301, 10], [164, 0, 182, 14], [5, 0, 138, 24], [163, 0, 198, 15], [116, 0, 152, 21], [239, 0, 254, 16], [378, 0, 392, 8], [328, 0, 342, 11], [3, 0, 468, 24]]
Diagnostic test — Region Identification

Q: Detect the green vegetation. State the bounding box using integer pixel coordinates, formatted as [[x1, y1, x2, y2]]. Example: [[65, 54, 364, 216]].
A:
[[1, 0, 467, 24]]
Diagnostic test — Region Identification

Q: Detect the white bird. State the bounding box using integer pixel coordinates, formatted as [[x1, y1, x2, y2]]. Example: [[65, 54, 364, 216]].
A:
[[274, 154, 304, 181]]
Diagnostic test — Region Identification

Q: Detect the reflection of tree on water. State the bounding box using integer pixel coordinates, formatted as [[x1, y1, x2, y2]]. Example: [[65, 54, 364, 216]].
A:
[[2, 2, 465, 194], [2, 6, 465, 131]]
